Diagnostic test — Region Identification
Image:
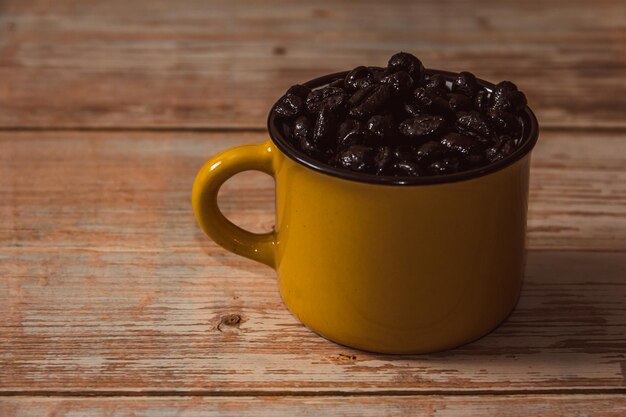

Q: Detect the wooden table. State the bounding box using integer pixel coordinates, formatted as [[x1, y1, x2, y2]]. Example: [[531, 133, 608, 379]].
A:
[[1, 1, 625, 415]]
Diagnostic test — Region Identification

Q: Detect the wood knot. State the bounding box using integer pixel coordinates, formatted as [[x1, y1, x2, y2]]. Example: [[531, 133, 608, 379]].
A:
[[334, 353, 357, 362], [217, 314, 242, 332], [272, 46, 287, 56]]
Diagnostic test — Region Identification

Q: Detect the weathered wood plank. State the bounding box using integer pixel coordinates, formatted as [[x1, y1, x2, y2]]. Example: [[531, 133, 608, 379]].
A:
[[0, 130, 624, 251], [1, 248, 624, 392], [0, 0, 624, 129], [1, 395, 625, 417]]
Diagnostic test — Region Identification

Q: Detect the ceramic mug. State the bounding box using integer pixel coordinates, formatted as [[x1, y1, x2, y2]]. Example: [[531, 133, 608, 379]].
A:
[[192, 70, 539, 354]]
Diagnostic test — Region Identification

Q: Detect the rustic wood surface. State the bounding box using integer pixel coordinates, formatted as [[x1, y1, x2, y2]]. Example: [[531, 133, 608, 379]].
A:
[[0, 0, 625, 129], [1, 395, 626, 417], [1, 0, 625, 415]]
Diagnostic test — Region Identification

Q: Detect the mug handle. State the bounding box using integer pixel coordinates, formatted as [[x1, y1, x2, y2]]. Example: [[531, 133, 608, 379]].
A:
[[192, 140, 277, 268]]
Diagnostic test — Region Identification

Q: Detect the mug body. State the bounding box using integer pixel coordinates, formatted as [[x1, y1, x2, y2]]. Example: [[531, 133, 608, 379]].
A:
[[193, 69, 538, 354], [272, 145, 530, 353]]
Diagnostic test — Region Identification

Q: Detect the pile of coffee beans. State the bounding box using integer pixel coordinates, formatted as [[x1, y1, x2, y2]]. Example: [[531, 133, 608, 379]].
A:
[[271, 52, 528, 178]]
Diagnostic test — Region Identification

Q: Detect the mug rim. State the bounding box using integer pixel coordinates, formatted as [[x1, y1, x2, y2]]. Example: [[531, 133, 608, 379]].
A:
[[267, 68, 539, 186]]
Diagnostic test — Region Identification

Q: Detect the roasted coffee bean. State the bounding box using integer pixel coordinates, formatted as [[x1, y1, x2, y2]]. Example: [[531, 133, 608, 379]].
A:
[[440, 132, 477, 155], [370, 66, 387, 82], [404, 102, 422, 117], [452, 71, 479, 98], [486, 135, 517, 162], [349, 84, 394, 118], [463, 150, 485, 166], [429, 157, 460, 174], [367, 114, 394, 140], [412, 87, 449, 114], [390, 161, 421, 177], [299, 136, 324, 158], [274, 93, 304, 118], [287, 84, 311, 99], [487, 109, 522, 136], [399, 115, 447, 139], [380, 71, 414, 95], [392, 146, 415, 162], [312, 107, 337, 148], [374, 146, 394, 174], [474, 88, 490, 113], [339, 127, 371, 148], [500, 137, 517, 155], [292, 115, 311, 142], [345, 66, 374, 91], [336, 145, 376, 172], [306, 87, 347, 113], [447, 93, 473, 111], [329, 78, 346, 89], [337, 119, 364, 145], [387, 52, 425, 83], [491, 81, 527, 113], [424, 74, 447, 91], [416, 140, 447, 162], [456, 111, 493, 138], [485, 145, 499, 161]]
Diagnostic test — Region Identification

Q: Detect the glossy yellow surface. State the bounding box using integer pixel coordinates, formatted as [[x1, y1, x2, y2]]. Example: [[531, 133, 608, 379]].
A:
[[193, 140, 531, 353]]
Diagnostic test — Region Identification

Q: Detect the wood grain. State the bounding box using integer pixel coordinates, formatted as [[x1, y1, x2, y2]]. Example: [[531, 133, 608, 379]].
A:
[[0, 130, 624, 251], [0, 0, 624, 129], [1, 395, 625, 417], [1, 248, 624, 392], [1, 132, 625, 392]]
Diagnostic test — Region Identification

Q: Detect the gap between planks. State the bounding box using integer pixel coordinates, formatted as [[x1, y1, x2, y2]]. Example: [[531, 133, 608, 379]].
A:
[[1, 388, 626, 398], [0, 125, 625, 134]]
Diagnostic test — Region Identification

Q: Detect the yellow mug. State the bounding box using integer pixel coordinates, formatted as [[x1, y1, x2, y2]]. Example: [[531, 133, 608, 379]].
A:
[[193, 70, 539, 354]]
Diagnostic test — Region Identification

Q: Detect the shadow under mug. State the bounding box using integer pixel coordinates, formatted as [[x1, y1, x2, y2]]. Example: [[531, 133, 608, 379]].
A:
[[192, 70, 539, 354]]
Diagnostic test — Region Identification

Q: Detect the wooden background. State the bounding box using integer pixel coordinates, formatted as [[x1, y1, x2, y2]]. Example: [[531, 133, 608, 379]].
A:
[[1, 0, 625, 415]]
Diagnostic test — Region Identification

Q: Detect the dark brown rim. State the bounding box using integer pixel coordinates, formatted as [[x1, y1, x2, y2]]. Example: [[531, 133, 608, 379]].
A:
[[267, 69, 539, 185]]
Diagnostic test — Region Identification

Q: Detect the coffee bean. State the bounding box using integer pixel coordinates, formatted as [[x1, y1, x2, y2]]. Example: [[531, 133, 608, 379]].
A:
[[440, 132, 477, 155], [487, 108, 522, 136], [299, 136, 324, 159], [345, 66, 374, 91], [447, 93, 473, 111], [452, 71, 479, 98], [429, 157, 460, 174], [455, 111, 493, 138], [328, 78, 346, 89], [337, 119, 364, 145], [474, 88, 490, 113], [486, 135, 517, 162], [306, 87, 347, 113], [349, 84, 394, 118], [336, 145, 376, 172], [392, 146, 415, 162], [491, 81, 527, 113], [312, 107, 337, 149], [404, 102, 422, 117], [416, 140, 447, 162], [287, 84, 312, 99], [399, 115, 447, 139], [380, 71, 414, 95], [412, 87, 449, 114], [274, 93, 304, 118], [388, 52, 425, 83], [292, 115, 311, 142], [425, 74, 447, 91], [367, 114, 394, 140], [390, 161, 421, 177], [338, 127, 371, 149], [374, 146, 394, 174]]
